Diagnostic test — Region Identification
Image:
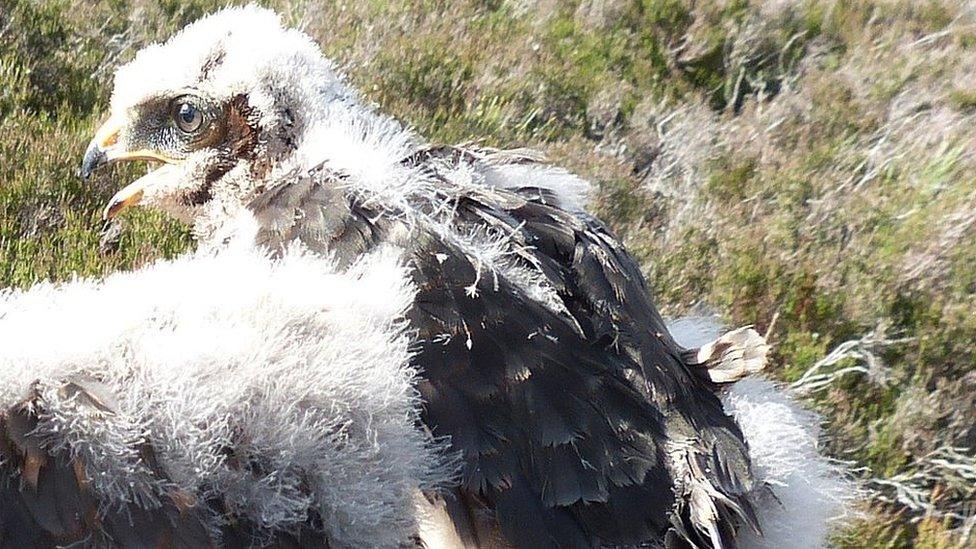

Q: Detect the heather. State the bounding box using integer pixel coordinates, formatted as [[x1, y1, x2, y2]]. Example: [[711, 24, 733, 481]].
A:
[[2, 1, 974, 544]]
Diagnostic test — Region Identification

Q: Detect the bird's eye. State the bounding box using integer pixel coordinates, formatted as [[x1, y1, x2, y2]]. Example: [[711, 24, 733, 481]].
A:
[[172, 99, 204, 133]]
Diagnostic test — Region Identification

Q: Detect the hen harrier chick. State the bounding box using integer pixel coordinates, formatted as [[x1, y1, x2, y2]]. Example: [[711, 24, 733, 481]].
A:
[[78, 6, 767, 548]]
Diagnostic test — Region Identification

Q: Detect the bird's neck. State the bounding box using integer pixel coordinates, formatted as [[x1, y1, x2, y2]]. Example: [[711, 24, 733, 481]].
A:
[[194, 106, 420, 259], [193, 179, 391, 265]]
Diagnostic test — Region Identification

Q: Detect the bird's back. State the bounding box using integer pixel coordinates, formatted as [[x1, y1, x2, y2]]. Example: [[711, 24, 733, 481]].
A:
[[394, 146, 759, 548]]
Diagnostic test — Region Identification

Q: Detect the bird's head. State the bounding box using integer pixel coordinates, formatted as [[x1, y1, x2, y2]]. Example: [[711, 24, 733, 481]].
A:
[[81, 6, 354, 224]]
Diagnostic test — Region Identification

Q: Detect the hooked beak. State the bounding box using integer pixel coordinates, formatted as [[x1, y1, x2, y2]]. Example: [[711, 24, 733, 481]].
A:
[[81, 114, 179, 220]]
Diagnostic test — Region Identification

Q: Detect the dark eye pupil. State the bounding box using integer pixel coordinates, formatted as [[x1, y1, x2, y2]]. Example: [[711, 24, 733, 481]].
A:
[[174, 101, 203, 132], [179, 104, 196, 123]]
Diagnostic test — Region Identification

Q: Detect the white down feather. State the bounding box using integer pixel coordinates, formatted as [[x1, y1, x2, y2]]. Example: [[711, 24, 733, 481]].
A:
[[0, 244, 454, 548]]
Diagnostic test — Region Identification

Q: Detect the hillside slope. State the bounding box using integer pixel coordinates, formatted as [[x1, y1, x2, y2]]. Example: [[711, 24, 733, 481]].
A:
[[2, 0, 974, 545]]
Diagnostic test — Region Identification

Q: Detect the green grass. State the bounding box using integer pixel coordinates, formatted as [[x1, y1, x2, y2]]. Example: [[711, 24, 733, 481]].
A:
[[2, 0, 975, 545]]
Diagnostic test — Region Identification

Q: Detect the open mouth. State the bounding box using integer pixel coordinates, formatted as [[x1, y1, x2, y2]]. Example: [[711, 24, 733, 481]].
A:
[[80, 117, 181, 220], [99, 163, 183, 221]]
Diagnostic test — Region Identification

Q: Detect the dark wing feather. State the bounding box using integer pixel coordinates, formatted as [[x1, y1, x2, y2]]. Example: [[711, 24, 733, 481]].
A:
[[505, 190, 760, 545], [408, 227, 674, 548], [405, 148, 758, 547]]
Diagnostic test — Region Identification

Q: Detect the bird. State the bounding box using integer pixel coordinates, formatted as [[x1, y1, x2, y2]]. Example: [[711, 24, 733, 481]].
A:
[[70, 5, 774, 548]]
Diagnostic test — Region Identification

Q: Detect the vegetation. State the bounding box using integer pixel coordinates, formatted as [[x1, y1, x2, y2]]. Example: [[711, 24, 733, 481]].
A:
[[2, 0, 974, 545]]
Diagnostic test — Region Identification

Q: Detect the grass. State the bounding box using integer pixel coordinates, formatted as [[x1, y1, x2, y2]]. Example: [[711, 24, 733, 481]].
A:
[[2, 0, 975, 545]]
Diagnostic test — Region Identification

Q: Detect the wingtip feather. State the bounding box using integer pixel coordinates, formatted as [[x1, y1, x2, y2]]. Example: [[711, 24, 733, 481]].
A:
[[684, 327, 770, 384]]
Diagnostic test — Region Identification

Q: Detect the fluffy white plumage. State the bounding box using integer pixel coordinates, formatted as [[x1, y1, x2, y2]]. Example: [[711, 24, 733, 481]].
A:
[[0, 244, 453, 548], [112, 6, 354, 123], [725, 379, 856, 549], [106, 6, 592, 257]]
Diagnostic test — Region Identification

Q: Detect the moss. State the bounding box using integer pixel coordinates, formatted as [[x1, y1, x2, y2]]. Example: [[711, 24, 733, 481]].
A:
[[833, 508, 915, 548], [0, 0, 101, 116], [595, 177, 656, 230], [776, 330, 830, 382], [703, 157, 757, 203], [865, 421, 911, 476], [372, 41, 475, 130], [646, 225, 720, 307]]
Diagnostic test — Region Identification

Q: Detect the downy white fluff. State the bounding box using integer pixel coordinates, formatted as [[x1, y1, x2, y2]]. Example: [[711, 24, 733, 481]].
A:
[[668, 315, 857, 548], [0, 244, 454, 548], [108, 5, 593, 305]]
